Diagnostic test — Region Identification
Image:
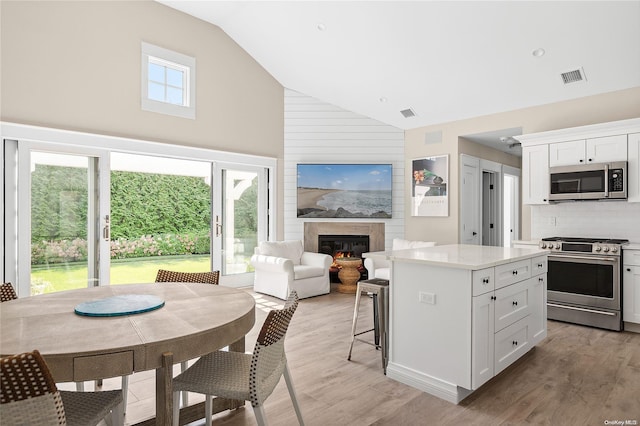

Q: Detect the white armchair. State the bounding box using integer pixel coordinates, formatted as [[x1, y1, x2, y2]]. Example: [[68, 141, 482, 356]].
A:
[[364, 238, 436, 280], [250, 240, 332, 300]]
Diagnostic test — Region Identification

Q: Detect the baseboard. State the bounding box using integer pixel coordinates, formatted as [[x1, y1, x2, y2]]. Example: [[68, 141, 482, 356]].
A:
[[386, 362, 473, 404]]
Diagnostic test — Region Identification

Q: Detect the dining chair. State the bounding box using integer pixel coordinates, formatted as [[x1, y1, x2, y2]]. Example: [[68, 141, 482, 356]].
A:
[[0, 282, 18, 302], [0, 349, 124, 426], [0, 282, 126, 413], [172, 290, 304, 426], [156, 268, 220, 407], [155, 269, 220, 285]]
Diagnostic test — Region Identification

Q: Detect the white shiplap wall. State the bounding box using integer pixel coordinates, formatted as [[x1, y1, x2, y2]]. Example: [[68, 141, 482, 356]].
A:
[[284, 89, 405, 248]]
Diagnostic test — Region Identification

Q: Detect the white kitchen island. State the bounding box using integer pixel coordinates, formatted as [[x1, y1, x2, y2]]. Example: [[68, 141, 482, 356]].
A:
[[365, 244, 548, 404]]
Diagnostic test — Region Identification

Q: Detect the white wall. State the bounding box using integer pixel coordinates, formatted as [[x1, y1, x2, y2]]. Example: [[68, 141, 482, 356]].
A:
[[284, 90, 405, 248], [531, 202, 640, 243]]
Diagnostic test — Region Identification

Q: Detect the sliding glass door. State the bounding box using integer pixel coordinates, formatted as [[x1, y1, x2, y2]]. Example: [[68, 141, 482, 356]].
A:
[[7, 130, 274, 294], [17, 143, 110, 296], [219, 166, 267, 277], [109, 153, 214, 284]]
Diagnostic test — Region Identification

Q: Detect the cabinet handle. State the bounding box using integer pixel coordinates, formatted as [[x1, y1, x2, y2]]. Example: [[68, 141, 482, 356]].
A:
[[512, 301, 518, 306], [491, 296, 496, 301], [537, 263, 543, 268], [539, 277, 544, 282], [512, 270, 518, 275], [579, 159, 584, 163], [628, 268, 632, 272], [512, 340, 518, 346], [483, 278, 489, 284], [588, 158, 593, 162]]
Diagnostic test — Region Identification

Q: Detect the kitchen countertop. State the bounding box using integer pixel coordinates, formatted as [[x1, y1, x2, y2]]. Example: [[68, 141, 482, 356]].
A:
[[364, 244, 547, 270], [512, 239, 540, 246], [626, 243, 640, 250]]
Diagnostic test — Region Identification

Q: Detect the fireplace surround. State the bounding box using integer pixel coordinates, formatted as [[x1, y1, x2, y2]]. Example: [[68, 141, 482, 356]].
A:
[[303, 222, 385, 253], [304, 222, 385, 283], [318, 234, 370, 259]]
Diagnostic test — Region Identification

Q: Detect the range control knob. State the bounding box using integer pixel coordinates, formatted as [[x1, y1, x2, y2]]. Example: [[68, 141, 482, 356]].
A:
[[603, 246, 610, 253], [611, 247, 618, 253], [555, 243, 561, 249], [595, 246, 602, 252], [541, 243, 547, 249]]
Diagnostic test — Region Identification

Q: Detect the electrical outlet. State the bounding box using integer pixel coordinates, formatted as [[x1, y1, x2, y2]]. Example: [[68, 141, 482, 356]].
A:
[[419, 292, 436, 305]]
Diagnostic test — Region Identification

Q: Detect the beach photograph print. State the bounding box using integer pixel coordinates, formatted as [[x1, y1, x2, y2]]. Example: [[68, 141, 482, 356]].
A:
[[412, 155, 448, 217], [297, 164, 392, 218]]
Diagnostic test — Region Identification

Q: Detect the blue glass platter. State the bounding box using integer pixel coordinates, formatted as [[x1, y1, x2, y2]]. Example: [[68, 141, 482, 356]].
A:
[[74, 294, 165, 317]]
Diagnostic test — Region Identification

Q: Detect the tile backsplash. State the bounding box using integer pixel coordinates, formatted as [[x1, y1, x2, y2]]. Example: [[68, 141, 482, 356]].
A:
[[531, 202, 640, 243]]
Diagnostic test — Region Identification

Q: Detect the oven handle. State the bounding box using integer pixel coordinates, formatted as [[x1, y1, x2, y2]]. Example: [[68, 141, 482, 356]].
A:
[[547, 302, 616, 316], [548, 254, 618, 262]]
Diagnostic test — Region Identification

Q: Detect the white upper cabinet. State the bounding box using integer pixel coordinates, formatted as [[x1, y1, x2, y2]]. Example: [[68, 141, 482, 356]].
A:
[[549, 134, 627, 167], [522, 144, 549, 204], [518, 118, 640, 206], [548, 139, 585, 167], [629, 133, 640, 203]]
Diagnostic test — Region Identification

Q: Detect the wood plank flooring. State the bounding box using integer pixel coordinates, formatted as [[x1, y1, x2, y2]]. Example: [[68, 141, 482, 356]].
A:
[[69, 284, 640, 425]]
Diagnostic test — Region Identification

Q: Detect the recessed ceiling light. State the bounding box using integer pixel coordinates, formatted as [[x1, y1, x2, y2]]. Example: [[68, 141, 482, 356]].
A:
[[317, 23, 326, 31], [379, 97, 388, 103], [532, 48, 545, 57]]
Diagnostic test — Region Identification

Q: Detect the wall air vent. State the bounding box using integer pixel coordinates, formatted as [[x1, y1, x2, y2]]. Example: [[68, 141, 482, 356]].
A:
[[561, 68, 586, 84], [400, 108, 416, 118]]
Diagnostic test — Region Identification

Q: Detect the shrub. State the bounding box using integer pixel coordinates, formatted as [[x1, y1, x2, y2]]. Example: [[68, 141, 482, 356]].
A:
[[31, 232, 211, 265]]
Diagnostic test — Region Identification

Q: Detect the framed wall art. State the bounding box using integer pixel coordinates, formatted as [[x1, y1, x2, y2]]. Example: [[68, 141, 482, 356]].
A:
[[411, 155, 448, 217], [297, 163, 392, 218]]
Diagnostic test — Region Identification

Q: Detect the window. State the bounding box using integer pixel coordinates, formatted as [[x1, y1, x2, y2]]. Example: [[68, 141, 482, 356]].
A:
[[141, 42, 196, 119]]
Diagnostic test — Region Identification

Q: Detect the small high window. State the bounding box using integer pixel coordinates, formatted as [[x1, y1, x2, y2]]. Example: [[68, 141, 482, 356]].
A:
[[141, 42, 195, 119]]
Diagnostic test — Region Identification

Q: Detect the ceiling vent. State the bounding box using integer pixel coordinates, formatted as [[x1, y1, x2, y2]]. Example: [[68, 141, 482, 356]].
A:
[[561, 68, 586, 84], [400, 108, 416, 118]]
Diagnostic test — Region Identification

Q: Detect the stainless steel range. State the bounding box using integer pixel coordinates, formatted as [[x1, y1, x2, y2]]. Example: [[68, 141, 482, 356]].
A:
[[539, 237, 629, 331]]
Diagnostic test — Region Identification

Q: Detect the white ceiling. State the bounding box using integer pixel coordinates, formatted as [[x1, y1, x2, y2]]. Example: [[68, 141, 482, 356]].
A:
[[158, 0, 640, 149]]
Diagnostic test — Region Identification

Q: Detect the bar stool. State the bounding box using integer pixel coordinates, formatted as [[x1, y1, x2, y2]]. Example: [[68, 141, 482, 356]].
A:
[[347, 278, 389, 373]]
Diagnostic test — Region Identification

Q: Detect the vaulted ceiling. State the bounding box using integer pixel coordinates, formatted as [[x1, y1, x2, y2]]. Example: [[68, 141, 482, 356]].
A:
[[159, 1, 640, 134]]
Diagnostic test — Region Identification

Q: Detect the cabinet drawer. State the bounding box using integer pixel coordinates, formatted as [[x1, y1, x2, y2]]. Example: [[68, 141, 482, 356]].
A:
[[495, 259, 531, 289], [73, 351, 133, 381], [531, 255, 547, 275], [624, 249, 640, 267], [495, 279, 531, 331], [472, 267, 495, 296], [494, 316, 531, 375]]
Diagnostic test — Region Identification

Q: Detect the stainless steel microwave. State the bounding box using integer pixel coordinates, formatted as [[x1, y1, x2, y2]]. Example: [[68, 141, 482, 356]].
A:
[[549, 161, 627, 201]]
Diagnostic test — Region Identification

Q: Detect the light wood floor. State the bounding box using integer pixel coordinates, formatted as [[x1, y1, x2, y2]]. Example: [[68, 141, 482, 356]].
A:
[[70, 284, 640, 425]]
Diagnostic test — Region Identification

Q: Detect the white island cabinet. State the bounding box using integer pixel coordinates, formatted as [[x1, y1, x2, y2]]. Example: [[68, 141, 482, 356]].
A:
[[383, 244, 547, 404]]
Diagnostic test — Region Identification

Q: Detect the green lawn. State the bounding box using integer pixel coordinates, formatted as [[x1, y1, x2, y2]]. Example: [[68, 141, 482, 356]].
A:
[[31, 255, 211, 294]]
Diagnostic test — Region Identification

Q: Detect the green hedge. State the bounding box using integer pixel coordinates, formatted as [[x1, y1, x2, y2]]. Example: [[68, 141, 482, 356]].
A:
[[29, 165, 257, 266], [31, 165, 211, 242]]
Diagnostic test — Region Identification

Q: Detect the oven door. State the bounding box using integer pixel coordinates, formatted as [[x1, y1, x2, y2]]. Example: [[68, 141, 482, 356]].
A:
[[547, 253, 620, 310]]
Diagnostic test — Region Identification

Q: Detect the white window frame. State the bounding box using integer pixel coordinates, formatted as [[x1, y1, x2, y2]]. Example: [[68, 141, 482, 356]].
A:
[[1, 121, 277, 292], [141, 42, 196, 119]]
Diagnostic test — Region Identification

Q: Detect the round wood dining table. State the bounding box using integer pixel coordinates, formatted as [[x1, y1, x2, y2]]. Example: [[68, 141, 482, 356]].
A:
[[0, 283, 256, 426]]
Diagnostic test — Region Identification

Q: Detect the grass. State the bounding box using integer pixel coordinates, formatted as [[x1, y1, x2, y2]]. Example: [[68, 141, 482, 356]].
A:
[[31, 255, 211, 294]]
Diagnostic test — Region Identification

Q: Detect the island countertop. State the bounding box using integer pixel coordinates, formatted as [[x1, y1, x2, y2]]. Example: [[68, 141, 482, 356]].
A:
[[363, 243, 547, 270]]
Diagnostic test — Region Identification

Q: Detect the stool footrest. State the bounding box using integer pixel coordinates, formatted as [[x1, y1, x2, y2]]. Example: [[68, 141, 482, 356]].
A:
[[354, 328, 375, 337], [354, 338, 381, 349]]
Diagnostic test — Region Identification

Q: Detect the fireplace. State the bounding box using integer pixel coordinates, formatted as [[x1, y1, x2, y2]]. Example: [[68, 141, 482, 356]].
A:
[[318, 234, 369, 282]]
